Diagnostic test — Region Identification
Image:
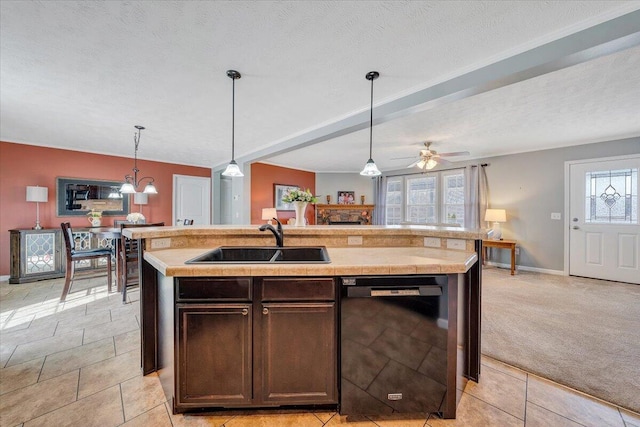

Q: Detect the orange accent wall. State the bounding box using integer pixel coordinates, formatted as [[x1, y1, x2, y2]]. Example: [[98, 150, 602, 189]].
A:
[[0, 141, 210, 277], [251, 163, 316, 225]]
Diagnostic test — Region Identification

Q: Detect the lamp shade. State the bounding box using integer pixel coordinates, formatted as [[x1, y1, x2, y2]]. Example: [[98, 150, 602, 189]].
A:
[[262, 208, 278, 221], [26, 186, 48, 202], [485, 209, 506, 223], [134, 193, 148, 205]]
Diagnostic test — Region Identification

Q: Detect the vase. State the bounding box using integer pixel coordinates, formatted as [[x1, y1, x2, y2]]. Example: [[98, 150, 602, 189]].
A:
[[293, 201, 308, 227], [89, 218, 101, 227]]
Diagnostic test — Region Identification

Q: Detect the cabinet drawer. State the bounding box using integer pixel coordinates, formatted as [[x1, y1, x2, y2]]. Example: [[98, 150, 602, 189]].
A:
[[261, 278, 335, 301], [176, 277, 252, 302]]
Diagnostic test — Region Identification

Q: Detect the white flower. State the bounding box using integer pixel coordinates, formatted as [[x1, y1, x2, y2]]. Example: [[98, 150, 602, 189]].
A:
[[282, 188, 318, 204], [126, 212, 145, 223]]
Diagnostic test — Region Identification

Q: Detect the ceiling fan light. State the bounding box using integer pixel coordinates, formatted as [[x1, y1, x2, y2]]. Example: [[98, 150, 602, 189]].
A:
[[416, 159, 426, 169], [222, 160, 244, 177], [425, 158, 438, 170], [360, 158, 381, 176]]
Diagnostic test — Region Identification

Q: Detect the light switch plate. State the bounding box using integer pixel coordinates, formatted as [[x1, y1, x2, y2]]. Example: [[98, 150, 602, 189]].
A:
[[151, 238, 171, 249], [347, 236, 363, 245], [551, 212, 562, 220], [424, 237, 441, 248], [446, 239, 466, 250]]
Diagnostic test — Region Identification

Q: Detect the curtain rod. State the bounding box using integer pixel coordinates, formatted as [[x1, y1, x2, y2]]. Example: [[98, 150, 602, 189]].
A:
[[384, 163, 488, 178]]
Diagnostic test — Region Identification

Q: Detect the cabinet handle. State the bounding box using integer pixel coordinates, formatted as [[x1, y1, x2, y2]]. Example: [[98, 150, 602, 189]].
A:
[[242, 309, 248, 316], [262, 308, 269, 315]]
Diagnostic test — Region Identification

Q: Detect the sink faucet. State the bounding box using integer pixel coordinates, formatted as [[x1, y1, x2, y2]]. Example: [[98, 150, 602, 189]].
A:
[[259, 218, 284, 247]]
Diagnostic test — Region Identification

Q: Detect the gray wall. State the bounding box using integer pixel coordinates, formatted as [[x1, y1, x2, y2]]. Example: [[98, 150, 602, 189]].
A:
[[316, 173, 375, 205], [482, 137, 639, 271]]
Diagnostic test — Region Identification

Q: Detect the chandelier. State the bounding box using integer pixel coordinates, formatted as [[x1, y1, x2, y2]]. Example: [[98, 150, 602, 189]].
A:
[[120, 125, 158, 194]]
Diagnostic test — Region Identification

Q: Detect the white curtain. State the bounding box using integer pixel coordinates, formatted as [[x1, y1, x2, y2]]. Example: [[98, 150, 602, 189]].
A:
[[464, 164, 489, 229], [373, 176, 386, 225]]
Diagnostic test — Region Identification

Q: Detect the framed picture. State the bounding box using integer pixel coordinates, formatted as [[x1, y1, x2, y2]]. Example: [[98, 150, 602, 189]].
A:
[[337, 191, 355, 204], [274, 184, 299, 210]]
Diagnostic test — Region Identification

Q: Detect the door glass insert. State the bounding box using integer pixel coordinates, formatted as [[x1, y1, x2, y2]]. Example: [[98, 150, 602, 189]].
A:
[[585, 168, 638, 224]]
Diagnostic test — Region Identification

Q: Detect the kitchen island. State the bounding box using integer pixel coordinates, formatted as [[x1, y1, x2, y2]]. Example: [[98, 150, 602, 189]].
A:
[[124, 225, 486, 418]]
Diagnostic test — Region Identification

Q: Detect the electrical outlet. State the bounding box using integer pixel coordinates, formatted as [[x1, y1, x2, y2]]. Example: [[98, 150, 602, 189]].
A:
[[446, 239, 466, 250], [424, 237, 441, 248], [151, 238, 171, 249], [347, 236, 363, 245], [515, 247, 520, 255], [551, 212, 562, 220]]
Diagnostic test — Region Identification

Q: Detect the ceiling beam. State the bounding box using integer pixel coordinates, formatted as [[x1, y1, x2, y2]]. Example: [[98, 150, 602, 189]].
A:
[[217, 9, 640, 171]]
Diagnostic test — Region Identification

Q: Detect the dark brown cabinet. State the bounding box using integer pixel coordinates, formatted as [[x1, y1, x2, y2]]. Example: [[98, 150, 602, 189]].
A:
[[172, 276, 337, 412], [257, 277, 337, 405], [176, 304, 252, 407]]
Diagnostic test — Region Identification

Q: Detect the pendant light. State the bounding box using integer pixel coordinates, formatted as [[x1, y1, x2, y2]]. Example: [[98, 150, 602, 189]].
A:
[[360, 71, 382, 177], [222, 70, 244, 177], [120, 125, 158, 194]]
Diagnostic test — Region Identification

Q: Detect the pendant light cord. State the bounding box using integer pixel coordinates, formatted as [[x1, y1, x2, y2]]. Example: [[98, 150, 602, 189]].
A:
[[231, 76, 235, 161], [369, 75, 374, 159]]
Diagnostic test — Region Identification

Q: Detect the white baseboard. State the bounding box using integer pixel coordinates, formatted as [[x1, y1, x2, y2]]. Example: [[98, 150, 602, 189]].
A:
[[484, 261, 565, 276], [437, 318, 448, 329], [0, 275, 10, 282]]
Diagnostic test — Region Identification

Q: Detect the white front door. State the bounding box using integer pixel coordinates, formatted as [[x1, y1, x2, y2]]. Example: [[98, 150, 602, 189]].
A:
[[173, 175, 211, 225], [568, 155, 639, 284]]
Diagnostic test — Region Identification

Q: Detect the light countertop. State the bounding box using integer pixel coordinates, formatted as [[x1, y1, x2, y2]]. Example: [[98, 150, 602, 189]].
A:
[[144, 246, 478, 277]]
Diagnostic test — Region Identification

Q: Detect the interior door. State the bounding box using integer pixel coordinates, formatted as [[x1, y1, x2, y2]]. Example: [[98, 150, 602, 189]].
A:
[[173, 175, 211, 225], [569, 156, 639, 284]]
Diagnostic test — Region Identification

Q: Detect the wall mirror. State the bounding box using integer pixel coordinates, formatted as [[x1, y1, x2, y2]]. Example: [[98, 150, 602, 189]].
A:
[[56, 177, 130, 216]]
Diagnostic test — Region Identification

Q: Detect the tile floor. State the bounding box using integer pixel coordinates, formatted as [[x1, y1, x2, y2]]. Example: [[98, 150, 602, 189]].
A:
[[1, 272, 639, 427]]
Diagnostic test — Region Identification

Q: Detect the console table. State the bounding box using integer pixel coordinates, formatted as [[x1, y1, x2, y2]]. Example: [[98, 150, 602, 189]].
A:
[[482, 239, 517, 275], [9, 228, 117, 284]]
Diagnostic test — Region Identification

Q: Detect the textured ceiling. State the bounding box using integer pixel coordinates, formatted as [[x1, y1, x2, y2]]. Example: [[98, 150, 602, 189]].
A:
[[1, 1, 639, 173]]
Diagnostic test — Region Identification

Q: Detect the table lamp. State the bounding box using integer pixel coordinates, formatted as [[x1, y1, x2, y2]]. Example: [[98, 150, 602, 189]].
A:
[[134, 192, 148, 212], [262, 208, 278, 225], [26, 186, 48, 230], [485, 208, 506, 240]]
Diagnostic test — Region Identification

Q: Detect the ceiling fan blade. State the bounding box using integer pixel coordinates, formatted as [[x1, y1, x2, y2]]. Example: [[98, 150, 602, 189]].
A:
[[436, 157, 452, 165], [390, 155, 419, 160], [406, 159, 421, 168], [438, 151, 470, 157]]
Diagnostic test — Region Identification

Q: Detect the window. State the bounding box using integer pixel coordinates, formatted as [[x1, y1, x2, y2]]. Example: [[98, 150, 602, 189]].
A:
[[385, 177, 403, 225], [442, 171, 465, 226], [585, 168, 638, 224], [384, 170, 466, 226]]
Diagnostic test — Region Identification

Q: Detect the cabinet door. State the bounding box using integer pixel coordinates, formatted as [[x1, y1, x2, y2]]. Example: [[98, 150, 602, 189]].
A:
[[10, 229, 64, 283], [176, 304, 252, 407], [259, 302, 337, 405]]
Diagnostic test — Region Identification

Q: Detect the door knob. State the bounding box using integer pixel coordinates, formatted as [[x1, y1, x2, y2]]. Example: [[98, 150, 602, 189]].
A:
[[572, 218, 579, 222], [242, 308, 248, 316], [262, 308, 269, 315], [572, 226, 580, 230]]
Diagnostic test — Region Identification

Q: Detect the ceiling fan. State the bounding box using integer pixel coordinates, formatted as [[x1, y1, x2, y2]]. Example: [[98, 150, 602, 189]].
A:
[[399, 142, 470, 170]]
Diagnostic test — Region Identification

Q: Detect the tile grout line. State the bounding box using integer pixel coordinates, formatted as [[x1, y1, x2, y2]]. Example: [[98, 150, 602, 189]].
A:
[[525, 401, 589, 427], [523, 373, 528, 426]]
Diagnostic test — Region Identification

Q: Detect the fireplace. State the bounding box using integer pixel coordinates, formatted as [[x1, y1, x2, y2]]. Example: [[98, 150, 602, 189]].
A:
[[316, 204, 375, 226]]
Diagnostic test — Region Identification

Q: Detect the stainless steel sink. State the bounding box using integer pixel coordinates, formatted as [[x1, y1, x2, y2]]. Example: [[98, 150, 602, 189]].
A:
[[185, 246, 331, 264]]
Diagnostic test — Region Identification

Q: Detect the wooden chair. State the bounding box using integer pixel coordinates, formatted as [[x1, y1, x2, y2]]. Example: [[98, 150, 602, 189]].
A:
[[60, 222, 113, 302], [120, 222, 165, 303]]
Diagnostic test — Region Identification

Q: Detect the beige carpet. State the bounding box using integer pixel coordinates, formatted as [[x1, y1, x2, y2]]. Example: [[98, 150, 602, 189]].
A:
[[481, 267, 640, 413]]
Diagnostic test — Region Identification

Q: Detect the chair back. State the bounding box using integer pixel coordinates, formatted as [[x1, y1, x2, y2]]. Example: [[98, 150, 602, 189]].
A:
[[61, 222, 75, 257]]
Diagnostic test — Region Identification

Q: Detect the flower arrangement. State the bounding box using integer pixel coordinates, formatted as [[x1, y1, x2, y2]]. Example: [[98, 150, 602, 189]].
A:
[[86, 209, 102, 218], [282, 188, 318, 204], [126, 212, 146, 223]]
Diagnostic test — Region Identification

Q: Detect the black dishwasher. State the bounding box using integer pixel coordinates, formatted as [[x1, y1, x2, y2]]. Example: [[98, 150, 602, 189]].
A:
[[340, 275, 449, 416]]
